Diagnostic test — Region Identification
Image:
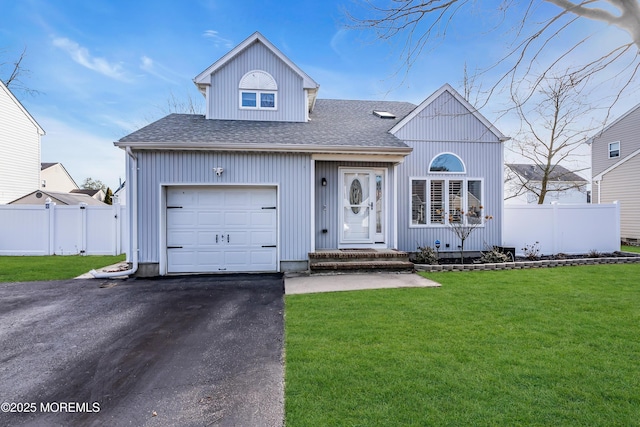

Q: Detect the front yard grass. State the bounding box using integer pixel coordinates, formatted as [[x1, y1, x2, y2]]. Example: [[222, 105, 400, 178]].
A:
[[0, 255, 126, 282], [622, 245, 640, 253], [285, 264, 640, 426]]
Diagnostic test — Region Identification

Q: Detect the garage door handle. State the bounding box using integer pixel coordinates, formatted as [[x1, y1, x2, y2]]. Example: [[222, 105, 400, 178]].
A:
[[262, 206, 276, 209], [167, 206, 183, 209], [167, 246, 183, 249], [262, 245, 276, 248]]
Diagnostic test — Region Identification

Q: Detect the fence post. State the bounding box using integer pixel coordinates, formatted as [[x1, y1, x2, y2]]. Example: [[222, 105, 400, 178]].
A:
[[80, 203, 88, 256], [45, 199, 55, 255], [114, 203, 120, 256], [614, 200, 621, 248], [551, 201, 559, 255]]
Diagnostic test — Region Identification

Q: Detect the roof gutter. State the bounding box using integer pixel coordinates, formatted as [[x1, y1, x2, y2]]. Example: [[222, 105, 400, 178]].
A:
[[91, 147, 138, 278], [114, 141, 413, 156]]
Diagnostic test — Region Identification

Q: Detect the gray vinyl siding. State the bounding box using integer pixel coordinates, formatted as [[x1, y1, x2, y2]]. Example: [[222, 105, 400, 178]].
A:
[[393, 90, 499, 143], [396, 141, 503, 253], [315, 161, 395, 249], [134, 151, 311, 265], [599, 154, 640, 240], [591, 105, 640, 177], [207, 41, 307, 122]]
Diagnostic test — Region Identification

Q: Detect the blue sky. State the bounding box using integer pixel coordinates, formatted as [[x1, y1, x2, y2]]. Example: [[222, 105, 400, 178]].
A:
[[2, 0, 635, 188]]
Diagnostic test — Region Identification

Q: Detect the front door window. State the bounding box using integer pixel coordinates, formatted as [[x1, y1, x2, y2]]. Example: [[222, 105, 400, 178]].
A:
[[340, 169, 385, 245]]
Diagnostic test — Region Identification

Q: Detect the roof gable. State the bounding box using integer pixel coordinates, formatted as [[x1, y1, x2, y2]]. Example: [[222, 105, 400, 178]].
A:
[[585, 102, 640, 145], [593, 147, 640, 180], [0, 80, 45, 135], [390, 83, 506, 142], [193, 32, 319, 92]]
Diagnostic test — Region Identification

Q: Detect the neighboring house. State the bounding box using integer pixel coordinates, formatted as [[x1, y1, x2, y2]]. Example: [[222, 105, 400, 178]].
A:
[[0, 80, 45, 204], [504, 163, 588, 204], [9, 190, 106, 206], [587, 103, 640, 243], [116, 32, 507, 276], [41, 162, 79, 192], [70, 188, 106, 202]]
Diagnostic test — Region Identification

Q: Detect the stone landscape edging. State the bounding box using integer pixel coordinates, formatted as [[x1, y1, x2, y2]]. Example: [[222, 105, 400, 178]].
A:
[[414, 253, 640, 272]]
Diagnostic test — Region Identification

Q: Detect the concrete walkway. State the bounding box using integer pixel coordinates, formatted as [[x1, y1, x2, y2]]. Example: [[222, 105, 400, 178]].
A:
[[285, 272, 440, 295]]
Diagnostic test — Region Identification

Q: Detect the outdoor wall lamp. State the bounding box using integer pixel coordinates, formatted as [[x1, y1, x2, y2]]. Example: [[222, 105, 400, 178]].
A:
[[321, 177, 327, 186]]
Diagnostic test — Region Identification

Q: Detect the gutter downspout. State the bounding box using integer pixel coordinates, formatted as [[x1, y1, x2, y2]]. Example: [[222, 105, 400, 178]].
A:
[[91, 147, 138, 278]]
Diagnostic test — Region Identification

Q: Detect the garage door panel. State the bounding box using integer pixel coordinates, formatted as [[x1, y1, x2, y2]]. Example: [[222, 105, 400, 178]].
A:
[[197, 191, 224, 206], [250, 230, 276, 246], [198, 211, 223, 226], [224, 211, 249, 226], [168, 190, 197, 206], [197, 231, 219, 245], [167, 187, 278, 273], [168, 210, 196, 226], [250, 211, 277, 226], [251, 190, 277, 208], [168, 230, 197, 246]]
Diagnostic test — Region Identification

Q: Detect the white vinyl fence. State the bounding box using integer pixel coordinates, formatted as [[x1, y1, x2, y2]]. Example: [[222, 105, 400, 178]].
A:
[[503, 202, 620, 256], [0, 202, 128, 256]]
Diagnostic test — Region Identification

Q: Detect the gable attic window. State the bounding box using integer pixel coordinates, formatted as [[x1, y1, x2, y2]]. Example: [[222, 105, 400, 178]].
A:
[[239, 70, 277, 110], [608, 141, 620, 158]]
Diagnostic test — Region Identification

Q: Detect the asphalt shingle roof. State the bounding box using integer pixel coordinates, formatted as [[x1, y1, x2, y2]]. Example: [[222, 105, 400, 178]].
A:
[[118, 99, 417, 150], [506, 164, 587, 183]]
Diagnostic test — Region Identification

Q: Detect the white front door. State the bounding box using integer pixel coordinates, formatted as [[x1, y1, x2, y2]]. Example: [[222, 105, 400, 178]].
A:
[[166, 186, 277, 273], [340, 168, 386, 245]]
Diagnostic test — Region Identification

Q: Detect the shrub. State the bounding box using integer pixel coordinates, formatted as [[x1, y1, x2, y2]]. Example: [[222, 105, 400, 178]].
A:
[[480, 247, 511, 263], [522, 242, 541, 260], [587, 249, 601, 258], [414, 245, 439, 265]]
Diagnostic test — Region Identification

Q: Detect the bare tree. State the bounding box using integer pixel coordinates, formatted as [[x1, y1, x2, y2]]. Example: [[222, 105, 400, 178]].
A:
[[506, 70, 595, 203], [158, 90, 205, 115], [0, 46, 38, 97], [349, 1, 640, 110]]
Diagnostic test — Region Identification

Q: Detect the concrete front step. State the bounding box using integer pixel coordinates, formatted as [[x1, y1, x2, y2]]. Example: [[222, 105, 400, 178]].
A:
[[310, 260, 415, 272]]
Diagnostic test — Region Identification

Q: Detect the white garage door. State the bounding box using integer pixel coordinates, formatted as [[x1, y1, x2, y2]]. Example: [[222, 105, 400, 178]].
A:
[[166, 187, 277, 273]]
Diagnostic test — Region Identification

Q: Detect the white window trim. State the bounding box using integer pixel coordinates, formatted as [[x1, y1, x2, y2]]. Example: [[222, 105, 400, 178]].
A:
[[608, 141, 620, 159], [409, 177, 485, 228], [239, 90, 278, 110], [428, 152, 467, 174]]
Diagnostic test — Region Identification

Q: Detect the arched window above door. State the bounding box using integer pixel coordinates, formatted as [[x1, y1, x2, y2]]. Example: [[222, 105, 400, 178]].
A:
[[429, 153, 465, 173]]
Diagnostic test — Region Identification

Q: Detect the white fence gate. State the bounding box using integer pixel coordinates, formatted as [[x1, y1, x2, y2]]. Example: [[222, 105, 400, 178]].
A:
[[0, 203, 128, 256], [503, 202, 620, 256]]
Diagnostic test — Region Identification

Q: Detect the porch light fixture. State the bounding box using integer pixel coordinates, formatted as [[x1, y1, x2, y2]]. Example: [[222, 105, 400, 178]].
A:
[[321, 177, 327, 186]]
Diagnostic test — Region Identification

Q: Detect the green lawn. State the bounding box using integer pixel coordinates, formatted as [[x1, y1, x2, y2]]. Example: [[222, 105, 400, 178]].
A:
[[285, 265, 640, 426], [622, 245, 640, 253], [0, 255, 126, 282]]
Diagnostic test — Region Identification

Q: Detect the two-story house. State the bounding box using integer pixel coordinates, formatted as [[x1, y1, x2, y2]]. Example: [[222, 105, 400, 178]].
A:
[[587, 103, 640, 243], [0, 80, 45, 204], [115, 32, 507, 276]]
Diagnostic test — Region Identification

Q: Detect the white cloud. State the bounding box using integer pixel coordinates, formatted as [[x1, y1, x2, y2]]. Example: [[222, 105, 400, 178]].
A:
[[52, 37, 129, 81], [139, 55, 178, 83], [202, 30, 234, 48]]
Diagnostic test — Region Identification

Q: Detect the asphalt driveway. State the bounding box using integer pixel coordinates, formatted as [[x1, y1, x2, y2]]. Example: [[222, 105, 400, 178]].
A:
[[0, 274, 284, 427]]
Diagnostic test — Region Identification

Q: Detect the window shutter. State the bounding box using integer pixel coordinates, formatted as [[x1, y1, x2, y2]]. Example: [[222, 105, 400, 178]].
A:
[[430, 180, 444, 224], [448, 181, 463, 223]]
